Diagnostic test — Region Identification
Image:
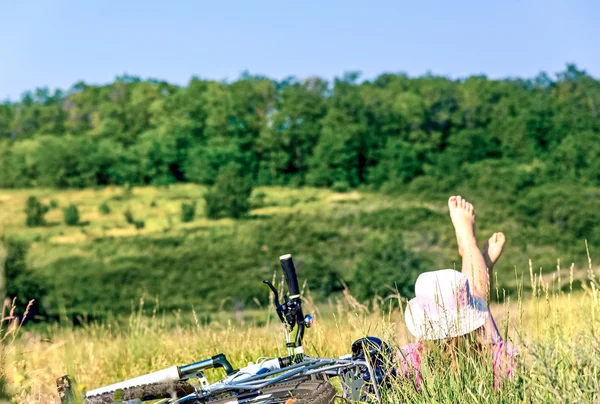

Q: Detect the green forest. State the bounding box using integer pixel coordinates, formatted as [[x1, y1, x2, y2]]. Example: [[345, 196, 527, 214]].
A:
[[1, 65, 599, 319], [1, 65, 599, 191]]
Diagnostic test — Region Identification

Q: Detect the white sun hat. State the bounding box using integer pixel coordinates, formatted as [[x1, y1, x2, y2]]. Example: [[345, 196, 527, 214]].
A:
[[404, 269, 489, 341]]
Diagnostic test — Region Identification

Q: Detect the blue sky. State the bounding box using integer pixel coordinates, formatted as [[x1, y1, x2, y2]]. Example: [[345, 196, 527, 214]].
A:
[[0, 0, 598, 100]]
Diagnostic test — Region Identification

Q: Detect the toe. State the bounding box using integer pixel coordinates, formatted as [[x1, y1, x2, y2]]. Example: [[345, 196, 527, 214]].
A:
[[448, 196, 457, 208]]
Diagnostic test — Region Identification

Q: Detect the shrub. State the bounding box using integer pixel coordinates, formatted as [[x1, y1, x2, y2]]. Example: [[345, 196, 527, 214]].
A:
[[331, 181, 350, 193], [98, 202, 111, 215], [49, 199, 59, 209], [514, 184, 600, 244], [352, 233, 427, 301], [204, 165, 253, 219], [124, 209, 145, 229], [124, 209, 134, 224], [62, 204, 80, 226], [180, 201, 197, 223], [4, 238, 47, 320], [24, 196, 49, 227], [250, 191, 267, 209]]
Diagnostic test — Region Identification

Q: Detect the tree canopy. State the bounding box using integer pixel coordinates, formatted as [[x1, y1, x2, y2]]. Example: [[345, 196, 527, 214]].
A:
[[0, 65, 599, 191]]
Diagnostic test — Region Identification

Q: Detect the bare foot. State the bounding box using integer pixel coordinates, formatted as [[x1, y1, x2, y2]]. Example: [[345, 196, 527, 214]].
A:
[[448, 195, 477, 255], [483, 232, 506, 269]]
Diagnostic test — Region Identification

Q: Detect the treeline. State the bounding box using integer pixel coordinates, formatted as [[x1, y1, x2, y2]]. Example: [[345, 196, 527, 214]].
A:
[[0, 65, 598, 191]]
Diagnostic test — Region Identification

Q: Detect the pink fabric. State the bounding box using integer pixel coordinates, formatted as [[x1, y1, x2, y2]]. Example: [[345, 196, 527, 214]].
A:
[[397, 343, 424, 387], [396, 340, 517, 389]]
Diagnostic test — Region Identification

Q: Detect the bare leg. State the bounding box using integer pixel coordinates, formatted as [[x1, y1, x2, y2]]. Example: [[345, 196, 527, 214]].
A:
[[448, 196, 488, 299], [449, 196, 505, 342], [483, 232, 506, 270], [483, 232, 506, 297]]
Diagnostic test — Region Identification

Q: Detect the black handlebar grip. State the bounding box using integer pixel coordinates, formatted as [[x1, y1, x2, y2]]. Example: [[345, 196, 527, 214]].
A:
[[279, 254, 300, 298]]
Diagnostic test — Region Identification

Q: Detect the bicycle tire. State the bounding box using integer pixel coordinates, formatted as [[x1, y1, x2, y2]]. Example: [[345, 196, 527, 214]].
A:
[[203, 379, 337, 403], [85, 380, 195, 404]]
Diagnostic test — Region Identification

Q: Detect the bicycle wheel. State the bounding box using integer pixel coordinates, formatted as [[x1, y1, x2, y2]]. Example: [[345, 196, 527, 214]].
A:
[[85, 380, 195, 404], [204, 379, 337, 403]]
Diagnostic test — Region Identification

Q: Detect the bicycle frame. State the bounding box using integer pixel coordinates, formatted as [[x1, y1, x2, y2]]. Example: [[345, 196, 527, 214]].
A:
[[175, 356, 380, 403]]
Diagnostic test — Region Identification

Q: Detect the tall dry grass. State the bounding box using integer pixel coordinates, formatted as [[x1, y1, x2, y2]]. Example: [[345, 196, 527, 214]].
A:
[[1, 299, 33, 403], [4, 255, 600, 403]]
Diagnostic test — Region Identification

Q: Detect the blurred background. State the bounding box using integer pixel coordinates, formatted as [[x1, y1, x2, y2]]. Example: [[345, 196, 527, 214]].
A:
[[0, 0, 598, 321]]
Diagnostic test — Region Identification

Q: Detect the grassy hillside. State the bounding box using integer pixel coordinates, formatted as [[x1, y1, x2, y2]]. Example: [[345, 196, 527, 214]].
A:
[[1, 184, 596, 318], [2, 184, 600, 402]]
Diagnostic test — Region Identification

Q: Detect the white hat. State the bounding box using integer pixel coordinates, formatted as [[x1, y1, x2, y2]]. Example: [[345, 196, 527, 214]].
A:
[[404, 269, 489, 341]]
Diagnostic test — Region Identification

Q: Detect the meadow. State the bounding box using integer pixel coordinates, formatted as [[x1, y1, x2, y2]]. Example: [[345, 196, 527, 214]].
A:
[[4, 259, 600, 403], [0, 184, 598, 402]]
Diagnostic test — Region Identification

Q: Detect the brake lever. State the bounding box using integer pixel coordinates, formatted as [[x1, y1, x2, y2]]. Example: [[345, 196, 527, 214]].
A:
[[263, 280, 285, 324], [262, 280, 280, 305]]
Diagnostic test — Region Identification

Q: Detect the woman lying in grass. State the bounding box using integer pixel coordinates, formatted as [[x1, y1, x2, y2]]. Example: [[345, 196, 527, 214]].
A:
[[399, 196, 516, 389]]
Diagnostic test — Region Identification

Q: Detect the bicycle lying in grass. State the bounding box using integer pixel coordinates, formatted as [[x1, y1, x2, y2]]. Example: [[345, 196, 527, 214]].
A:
[[58, 254, 395, 403]]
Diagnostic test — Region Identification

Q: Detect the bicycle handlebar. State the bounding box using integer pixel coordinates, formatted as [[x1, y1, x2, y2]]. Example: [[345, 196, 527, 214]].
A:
[[279, 254, 300, 298]]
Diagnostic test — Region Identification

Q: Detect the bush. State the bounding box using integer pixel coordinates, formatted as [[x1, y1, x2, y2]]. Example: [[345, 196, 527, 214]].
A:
[[49, 199, 59, 209], [514, 184, 600, 244], [180, 201, 197, 223], [204, 165, 253, 219], [353, 233, 427, 301], [250, 191, 267, 209], [124, 209, 134, 224], [331, 181, 350, 193], [24, 196, 50, 227], [62, 204, 80, 226], [4, 238, 47, 320], [98, 202, 111, 215], [124, 209, 145, 229]]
